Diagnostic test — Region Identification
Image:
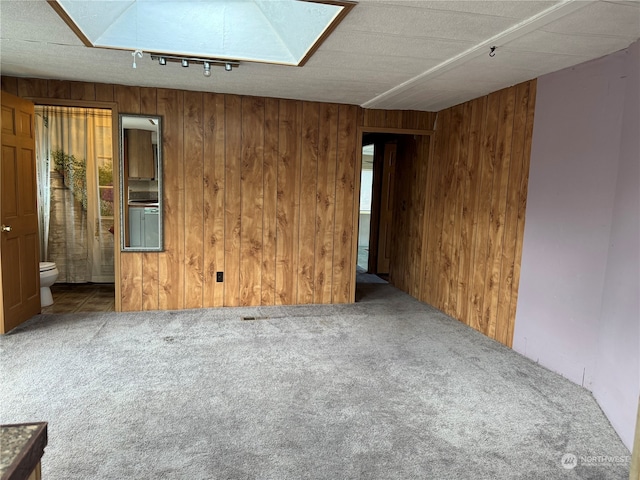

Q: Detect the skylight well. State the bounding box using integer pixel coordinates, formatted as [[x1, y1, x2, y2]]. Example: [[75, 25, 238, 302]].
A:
[[50, 0, 355, 67]]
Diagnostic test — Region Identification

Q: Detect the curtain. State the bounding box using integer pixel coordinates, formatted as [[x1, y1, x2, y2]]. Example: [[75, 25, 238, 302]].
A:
[[34, 106, 115, 283], [35, 113, 51, 261]]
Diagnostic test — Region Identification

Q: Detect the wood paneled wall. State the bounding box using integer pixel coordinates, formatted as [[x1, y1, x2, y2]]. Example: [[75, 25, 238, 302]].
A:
[[2, 75, 536, 347], [389, 135, 433, 299], [388, 80, 537, 346], [1, 77, 359, 310], [361, 109, 436, 131]]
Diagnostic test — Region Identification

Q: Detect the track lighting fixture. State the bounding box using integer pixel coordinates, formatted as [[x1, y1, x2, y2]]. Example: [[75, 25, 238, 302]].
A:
[[149, 54, 240, 77]]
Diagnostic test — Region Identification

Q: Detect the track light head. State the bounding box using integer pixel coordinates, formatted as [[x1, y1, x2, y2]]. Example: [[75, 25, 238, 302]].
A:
[[150, 54, 238, 74]]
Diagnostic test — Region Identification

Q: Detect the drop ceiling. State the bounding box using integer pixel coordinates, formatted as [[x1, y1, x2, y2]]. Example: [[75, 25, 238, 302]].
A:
[[1, 0, 639, 111]]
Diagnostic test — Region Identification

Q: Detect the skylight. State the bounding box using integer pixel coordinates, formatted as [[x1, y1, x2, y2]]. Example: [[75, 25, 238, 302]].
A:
[[51, 0, 354, 66]]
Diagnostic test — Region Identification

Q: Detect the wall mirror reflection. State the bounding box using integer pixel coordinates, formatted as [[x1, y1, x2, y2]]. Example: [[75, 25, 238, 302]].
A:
[[119, 114, 163, 251]]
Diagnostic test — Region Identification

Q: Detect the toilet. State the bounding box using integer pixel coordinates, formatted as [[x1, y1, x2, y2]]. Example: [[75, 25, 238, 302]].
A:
[[39, 262, 59, 307]]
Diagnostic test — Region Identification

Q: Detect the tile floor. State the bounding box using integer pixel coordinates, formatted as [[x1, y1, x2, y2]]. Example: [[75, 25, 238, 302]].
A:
[[42, 283, 115, 314]]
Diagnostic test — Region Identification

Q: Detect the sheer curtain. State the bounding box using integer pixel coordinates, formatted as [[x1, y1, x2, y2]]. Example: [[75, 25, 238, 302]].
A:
[[35, 112, 51, 262], [34, 106, 115, 283]]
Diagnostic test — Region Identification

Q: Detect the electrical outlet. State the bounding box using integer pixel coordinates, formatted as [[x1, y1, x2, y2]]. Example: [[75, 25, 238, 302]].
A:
[[216, 272, 223, 282]]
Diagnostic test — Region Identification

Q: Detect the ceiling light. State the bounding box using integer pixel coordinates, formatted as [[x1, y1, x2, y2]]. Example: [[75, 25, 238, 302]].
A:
[[131, 49, 143, 68], [150, 54, 240, 76]]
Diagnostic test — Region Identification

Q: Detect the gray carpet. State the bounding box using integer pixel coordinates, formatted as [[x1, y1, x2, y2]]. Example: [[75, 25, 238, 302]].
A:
[[0, 281, 630, 479]]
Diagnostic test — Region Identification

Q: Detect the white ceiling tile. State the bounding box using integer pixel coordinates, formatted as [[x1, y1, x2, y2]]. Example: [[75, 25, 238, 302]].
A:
[[342, 3, 522, 42], [435, 63, 537, 87], [462, 48, 593, 74], [0, 2, 80, 44], [307, 50, 433, 76], [380, 1, 563, 19], [321, 30, 474, 61], [354, 0, 562, 20], [380, 87, 460, 110], [505, 29, 638, 57], [541, 1, 640, 37], [409, 75, 504, 96], [605, 0, 640, 6]]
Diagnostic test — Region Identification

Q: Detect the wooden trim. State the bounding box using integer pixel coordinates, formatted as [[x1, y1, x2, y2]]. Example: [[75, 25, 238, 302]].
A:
[[46, 1, 93, 47], [333, 105, 357, 303], [1, 77, 19, 95], [418, 133, 436, 299], [360, 126, 435, 136], [23, 97, 117, 110], [298, 0, 357, 67], [112, 106, 121, 312], [367, 142, 384, 273], [351, 127, 363, 297]]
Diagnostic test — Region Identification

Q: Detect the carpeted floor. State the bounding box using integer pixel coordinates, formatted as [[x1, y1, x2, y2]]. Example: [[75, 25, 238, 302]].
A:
[[0, 280, 630, 479]]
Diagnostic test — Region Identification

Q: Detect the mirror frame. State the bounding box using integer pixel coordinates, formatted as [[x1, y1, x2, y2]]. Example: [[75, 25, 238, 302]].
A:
[[118, 113, 164, 252]]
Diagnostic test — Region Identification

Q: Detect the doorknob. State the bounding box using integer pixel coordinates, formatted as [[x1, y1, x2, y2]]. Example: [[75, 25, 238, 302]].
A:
[[1, 225, 11, 232]]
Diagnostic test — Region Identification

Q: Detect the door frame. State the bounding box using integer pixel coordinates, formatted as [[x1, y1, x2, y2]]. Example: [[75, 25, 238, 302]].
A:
[[371, 140, 396, 275], [367, 139, 386, 274], [352, 126, 435, 302], [25, 97, 122, 312]]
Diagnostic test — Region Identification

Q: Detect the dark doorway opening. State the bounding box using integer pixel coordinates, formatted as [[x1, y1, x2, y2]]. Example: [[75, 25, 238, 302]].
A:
[[355, 130, 434, 302]]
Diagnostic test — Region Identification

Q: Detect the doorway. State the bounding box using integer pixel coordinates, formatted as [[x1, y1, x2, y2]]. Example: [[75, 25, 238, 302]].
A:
[[354, 129, 434, 300], [357, 144, 374, 272], [35, 105, 116, 312], [354, 137, 393, 295]]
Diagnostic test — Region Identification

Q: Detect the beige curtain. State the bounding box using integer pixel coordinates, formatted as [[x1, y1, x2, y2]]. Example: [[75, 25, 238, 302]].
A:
[[35, 106, 114, 283]]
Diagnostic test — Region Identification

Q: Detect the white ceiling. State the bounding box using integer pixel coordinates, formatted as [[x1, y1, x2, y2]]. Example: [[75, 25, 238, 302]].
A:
[[1, 0, 639, 111]]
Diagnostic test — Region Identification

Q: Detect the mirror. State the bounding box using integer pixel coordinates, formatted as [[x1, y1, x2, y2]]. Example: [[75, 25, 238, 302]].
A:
[[119, 114, 163, 251]]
